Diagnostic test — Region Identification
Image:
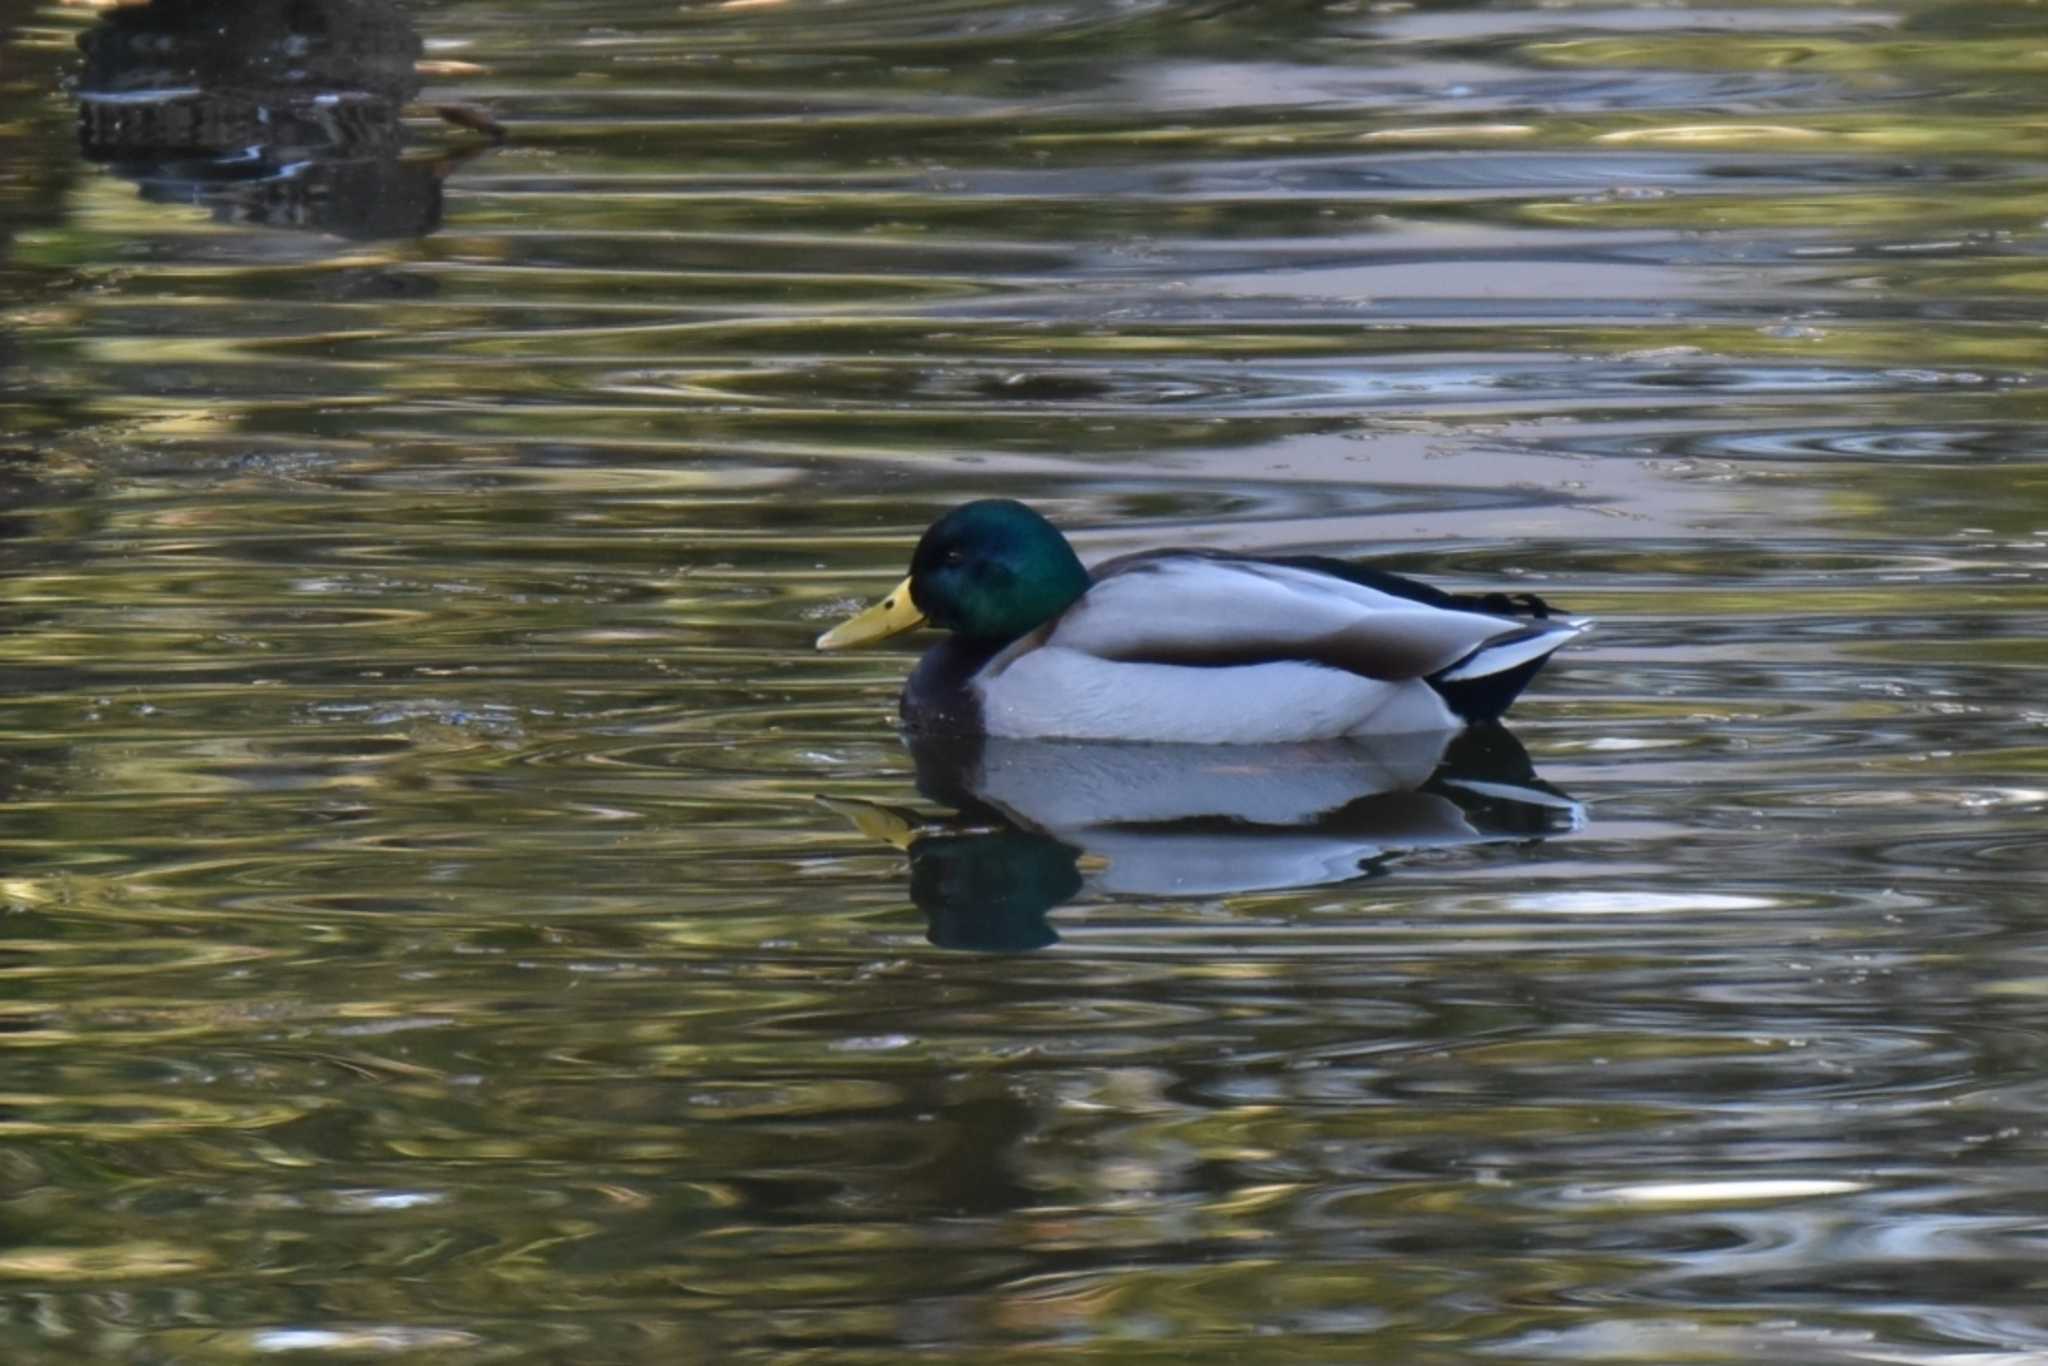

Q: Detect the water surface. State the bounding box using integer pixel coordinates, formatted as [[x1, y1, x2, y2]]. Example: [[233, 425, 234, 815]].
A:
[[3, 0, 2048, 1360]]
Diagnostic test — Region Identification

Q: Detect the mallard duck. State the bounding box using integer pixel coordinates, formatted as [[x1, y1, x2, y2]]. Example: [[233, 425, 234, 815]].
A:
[[817, 499, 1586, 742]]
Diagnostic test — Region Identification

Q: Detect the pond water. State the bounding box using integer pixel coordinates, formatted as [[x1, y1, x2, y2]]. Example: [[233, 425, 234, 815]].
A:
[[3, 0, 2048, 1360]]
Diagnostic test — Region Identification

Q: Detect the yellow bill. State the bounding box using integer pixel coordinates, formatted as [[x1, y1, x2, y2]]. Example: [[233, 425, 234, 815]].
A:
[[816, 575, 925, 650], [815, 795, 922, 850]]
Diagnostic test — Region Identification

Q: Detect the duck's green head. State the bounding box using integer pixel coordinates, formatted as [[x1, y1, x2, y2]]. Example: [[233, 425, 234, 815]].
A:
[[817, 499, 1090, 650]]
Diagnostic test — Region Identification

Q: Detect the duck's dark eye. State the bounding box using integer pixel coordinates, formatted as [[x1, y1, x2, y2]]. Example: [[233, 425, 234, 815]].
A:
[[941, 548, 967, 567]]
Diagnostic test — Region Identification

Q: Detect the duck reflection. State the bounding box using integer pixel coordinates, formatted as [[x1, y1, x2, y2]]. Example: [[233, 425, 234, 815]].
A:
[[827, 724, 1583, 952], [75, 0, 498, 240]]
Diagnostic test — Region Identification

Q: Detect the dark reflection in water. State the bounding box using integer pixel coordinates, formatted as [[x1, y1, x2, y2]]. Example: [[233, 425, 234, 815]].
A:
[[833, 725, 1581, 950], [76, 0, 491, 239]]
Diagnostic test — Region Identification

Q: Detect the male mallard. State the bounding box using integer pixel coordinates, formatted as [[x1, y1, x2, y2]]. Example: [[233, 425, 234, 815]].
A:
[[817, 499, 1586, 742]]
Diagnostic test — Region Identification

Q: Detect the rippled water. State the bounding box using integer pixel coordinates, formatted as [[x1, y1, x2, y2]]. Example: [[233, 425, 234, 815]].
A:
[[4, 0, 2048, 1360]]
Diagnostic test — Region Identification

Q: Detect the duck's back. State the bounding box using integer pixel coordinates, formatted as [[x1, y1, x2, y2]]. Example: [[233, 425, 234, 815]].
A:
[[943, 552, 1581, 742]]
